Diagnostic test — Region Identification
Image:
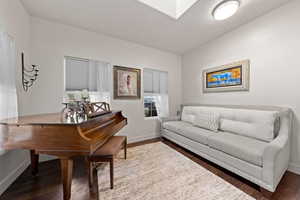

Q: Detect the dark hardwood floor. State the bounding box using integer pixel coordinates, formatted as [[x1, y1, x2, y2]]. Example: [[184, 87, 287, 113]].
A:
[[1, 138, 300, 200]]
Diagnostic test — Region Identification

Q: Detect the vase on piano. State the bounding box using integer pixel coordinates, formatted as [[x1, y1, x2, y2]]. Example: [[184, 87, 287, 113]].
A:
[[62, 90, 90, 122], [62, 101, 87, 123]]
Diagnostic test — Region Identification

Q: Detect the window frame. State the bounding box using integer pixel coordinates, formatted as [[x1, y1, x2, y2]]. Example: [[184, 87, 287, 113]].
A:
[[143, 68, 169, 119], [144, 94, 160, 119]]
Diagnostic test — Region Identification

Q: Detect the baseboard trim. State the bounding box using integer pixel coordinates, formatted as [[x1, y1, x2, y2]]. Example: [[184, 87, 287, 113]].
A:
[[288, 162, 300, 175], [127, 133, 160, 144], [0, 158, 30, 195]]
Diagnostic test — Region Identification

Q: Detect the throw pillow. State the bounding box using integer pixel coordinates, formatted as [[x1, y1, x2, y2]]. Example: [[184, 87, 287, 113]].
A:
[[193, 112, 220, 132]]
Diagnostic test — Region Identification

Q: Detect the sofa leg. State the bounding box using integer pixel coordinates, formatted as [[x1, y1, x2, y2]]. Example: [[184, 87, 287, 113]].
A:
[[260, 187, 273, 199]]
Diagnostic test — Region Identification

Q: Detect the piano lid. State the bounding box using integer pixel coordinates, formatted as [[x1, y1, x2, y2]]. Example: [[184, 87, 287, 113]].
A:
[[0, 111, 120, 126]]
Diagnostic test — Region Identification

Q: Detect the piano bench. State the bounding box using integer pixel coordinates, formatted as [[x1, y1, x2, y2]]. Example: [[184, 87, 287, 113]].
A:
[[87, 136, 127, 190]]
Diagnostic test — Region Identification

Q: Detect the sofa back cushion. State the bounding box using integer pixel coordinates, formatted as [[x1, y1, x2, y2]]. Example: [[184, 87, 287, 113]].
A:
[[181, 107, 195, 124], [182, 106, 280, 142], [220, 119, 272, 142], [181, 113, 195, 124]]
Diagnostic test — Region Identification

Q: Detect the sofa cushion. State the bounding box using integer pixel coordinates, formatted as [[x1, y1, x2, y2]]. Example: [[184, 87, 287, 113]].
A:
[[220, 119, 274, 142], [162, 121, 215, 145], [208, 131, 267, 166], [193, 111, 220, 132]]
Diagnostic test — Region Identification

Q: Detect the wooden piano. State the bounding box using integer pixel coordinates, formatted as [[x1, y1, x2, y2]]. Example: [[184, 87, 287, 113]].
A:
[[0, 111, 127, 200]]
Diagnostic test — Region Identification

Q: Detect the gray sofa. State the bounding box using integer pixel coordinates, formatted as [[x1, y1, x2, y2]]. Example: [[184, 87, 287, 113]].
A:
[[160, 104, 292, 193]]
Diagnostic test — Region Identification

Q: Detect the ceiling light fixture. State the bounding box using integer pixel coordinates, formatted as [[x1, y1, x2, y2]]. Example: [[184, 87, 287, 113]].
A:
[[212, 0, 240, 21]]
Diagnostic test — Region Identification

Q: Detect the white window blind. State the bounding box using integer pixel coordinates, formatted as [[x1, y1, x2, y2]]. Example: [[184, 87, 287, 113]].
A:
[[143, 69, 168, 94], [65, 57, 92, 91], [64, 56, 111, 103]]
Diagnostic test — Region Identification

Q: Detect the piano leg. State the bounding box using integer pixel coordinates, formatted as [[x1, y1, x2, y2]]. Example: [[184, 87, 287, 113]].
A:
[[90, 166, 99, 200], [85, 157, 99, 200], [30, 150, 39, 175], [60, 158, 73, 200], [85, 157, 93, 188]]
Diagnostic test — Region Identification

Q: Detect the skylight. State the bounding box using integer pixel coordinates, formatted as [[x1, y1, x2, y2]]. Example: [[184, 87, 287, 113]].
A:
[[137, 0, 200, 19]]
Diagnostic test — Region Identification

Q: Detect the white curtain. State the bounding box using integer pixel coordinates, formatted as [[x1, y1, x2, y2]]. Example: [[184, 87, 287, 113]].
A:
[[0, 31, 18, 155]]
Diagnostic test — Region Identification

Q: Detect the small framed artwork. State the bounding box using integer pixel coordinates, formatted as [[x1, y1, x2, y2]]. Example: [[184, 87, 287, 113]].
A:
[[203, 60, 250, 93], [113, 66, 141, 99]]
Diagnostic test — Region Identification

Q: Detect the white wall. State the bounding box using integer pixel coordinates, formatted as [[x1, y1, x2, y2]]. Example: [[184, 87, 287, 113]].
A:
[[29, 17, 182, 144], [0, 0, 32, 195], [182, 0, 300, 174]]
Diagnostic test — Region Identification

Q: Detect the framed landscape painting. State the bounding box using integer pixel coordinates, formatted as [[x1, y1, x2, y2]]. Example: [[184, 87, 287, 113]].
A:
[[203, 60, 250, 93], [113, 66, 141, 99]]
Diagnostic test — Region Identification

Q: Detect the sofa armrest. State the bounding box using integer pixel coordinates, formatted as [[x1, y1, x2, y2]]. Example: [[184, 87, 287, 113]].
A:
[[262, 115, 291, 191], [160, 116, 180, 124]]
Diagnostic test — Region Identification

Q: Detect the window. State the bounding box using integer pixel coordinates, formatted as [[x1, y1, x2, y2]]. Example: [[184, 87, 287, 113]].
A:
[[64, 56, 111, 103], [143, 68, 169, 118], [144, 96, 158, 117]]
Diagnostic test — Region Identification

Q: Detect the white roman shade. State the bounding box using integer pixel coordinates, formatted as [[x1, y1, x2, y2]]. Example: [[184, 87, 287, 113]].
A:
[[143, 68, 168, 94], [64, 56, 111, 103], [65, 57, 111, 92], [65, 57, 90, 91]]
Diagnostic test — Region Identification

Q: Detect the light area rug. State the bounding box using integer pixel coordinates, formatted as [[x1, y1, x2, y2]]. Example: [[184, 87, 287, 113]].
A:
[[98, 142, 254, 200]]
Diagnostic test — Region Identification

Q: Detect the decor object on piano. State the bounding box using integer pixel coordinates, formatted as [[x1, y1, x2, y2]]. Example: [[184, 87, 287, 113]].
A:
[[85, 102, 111, 118], [22, 52, 39, 92], [62, 101, 87, 123], [113, 66, 141, 99], [62, 91, 89, 122], [203, 60, 250, 93], [62, 91, 111, 122]]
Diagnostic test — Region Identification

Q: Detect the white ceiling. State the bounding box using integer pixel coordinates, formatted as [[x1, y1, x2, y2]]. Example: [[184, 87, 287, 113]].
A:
[[21, 0, 292, 54]]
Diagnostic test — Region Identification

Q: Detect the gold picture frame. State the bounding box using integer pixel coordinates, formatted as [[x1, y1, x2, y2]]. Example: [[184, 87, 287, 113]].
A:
[[113, 66, 141, 99], [203, 60, 250, 93]]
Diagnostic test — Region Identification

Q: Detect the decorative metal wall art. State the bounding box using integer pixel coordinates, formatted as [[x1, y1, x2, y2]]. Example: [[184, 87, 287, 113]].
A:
[[22, 52, 39, 92]]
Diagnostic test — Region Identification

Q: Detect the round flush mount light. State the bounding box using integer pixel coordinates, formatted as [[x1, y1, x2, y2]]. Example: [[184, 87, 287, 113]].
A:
[[212, 0, 240, 21]]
